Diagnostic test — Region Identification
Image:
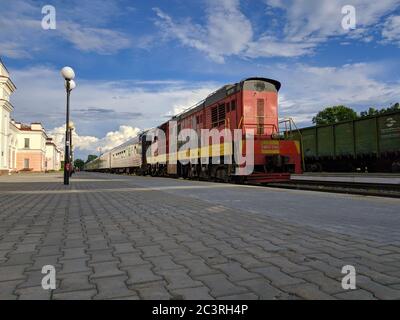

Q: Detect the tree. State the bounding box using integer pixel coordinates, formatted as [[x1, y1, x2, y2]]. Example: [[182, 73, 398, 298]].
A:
[[360, 102, 400, 117], [86, 155, 98, 163], [74, 159, 85, 170], [387, 102, 400, 112], [312, 105, 358, 125], [360, 107, 378, 117]]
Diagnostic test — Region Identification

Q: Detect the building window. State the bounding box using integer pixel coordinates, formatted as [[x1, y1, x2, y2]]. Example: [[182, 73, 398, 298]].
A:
[[24, 158, 30, 169], [24, 138, 30, 148]]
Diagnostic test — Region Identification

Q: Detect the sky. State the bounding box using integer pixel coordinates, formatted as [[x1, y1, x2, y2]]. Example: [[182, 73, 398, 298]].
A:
[[1, 0, 400, 160]]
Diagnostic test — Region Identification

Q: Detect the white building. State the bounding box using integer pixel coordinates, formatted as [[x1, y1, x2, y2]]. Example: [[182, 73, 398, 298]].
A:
[[0, 58, 61, 174], [0, 58, 17, 174], [14, 122, 49, 172], [45, 138, 61, 171]]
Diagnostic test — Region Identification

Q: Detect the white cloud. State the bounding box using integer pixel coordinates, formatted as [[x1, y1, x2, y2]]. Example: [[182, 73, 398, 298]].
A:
[[48, 124, 141, 154], [58, 24, 132, 54], [268, 62, 400, 125], [382, 15, 400, 46], [0, 0, 133, 58], [153, 0, 253, 63], [154, 0, 400, 61]]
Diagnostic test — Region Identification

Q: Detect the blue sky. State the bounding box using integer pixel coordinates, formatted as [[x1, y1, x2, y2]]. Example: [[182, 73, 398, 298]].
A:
[[1, 0, 400, 159]]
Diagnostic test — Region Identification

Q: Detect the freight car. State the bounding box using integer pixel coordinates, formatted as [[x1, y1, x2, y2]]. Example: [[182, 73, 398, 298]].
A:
[[292, 110, 400, 172], [85, 77, 302, 182]]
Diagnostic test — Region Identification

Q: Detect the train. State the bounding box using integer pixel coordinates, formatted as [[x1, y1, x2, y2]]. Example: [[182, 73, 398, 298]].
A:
[[291, 110, 400, 173], [85, 77, 303, 182]]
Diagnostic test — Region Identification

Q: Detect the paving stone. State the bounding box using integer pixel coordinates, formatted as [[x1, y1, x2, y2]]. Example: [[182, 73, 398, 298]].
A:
[[356, 275, 400, 299], [217, 292, 259, 300], [0, 280, 24, 299], [53, 289, 97, 300], [177, 258, 218, 277], [195, 274, 248, 297], [0, 264, 29, 281], [132, 281, 172, 300], [37, 245, 61, 257], [236, 278, 288, 299], [90, 261, 126, 279], [157, 268, 203, 290], [59, 258, 91, 274], [171, 286, 214, 300], [88, 249, 116, 264], [27, 255, 62, 271], [123, 264, 163, 285], [263, 256, 311, 274], [281, 283, 335, 300], [147, 255, 183, 271], [213, 262, 259, 282], [14, 244, 37, 254], [334, 289, 376, 300], [166, 248, 198, 261], [293, 270, 344, 295], [60, 247, 88, 261], [3, 253, 34, 266], [56, 272, 95, 293], [251, 266, 305, 287], [16, 286, 52, 300], [139, 245, 168, 258], [113, 242, 138, 254], [92, 275, 136, 299], [196, 249, 229, 265], [225, 252, 268, 269]]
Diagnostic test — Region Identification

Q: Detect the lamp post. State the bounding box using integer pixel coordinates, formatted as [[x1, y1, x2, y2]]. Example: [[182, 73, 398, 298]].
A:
[[69, 121, 75, 176], [61, 66, 76, 185]]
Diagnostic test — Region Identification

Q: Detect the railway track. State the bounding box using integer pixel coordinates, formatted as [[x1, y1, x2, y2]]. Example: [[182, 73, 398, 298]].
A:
[[264, 179, 400, 198]]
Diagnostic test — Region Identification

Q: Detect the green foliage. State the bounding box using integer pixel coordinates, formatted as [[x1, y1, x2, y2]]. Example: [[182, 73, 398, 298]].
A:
[[74, 159, 85, 170], [312, 105, 358, 125], [313, 103, 400, 125], [360, 102, 400, 117], [86, 155, 98, 163]]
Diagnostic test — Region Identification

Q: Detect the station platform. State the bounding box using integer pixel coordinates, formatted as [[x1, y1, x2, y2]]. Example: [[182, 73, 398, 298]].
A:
[[291, 173, 400, 185]]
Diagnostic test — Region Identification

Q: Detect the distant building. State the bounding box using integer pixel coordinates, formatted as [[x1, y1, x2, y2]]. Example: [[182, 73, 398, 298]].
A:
[[14, 122, 48, 172], [0, 58, 61, 174], [0, 58, 17, 175], [45, 138, 62, 171]]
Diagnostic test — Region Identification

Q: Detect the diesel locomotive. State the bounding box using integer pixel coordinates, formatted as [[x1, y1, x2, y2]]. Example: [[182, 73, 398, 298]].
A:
[[85, 77, 302, 182]]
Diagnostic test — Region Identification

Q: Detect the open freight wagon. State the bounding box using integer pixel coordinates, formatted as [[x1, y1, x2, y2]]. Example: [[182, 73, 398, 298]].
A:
[[292, 110, 400, 172]]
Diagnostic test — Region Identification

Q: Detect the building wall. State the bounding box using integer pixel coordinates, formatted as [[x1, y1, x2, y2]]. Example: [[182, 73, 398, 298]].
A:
[[15, 127, 47, 172], [0, 59, 16, 174], [8, 122, 19, 171], [45, 142, 61, 171]]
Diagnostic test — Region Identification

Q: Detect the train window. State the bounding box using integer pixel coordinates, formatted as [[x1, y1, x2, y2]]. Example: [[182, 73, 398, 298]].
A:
[[196, 115, 200, 124], [218, 104, 225, 124], [211, 107, 218, 127], [231, 100, 236, 111], [226, 103, 230, 113]]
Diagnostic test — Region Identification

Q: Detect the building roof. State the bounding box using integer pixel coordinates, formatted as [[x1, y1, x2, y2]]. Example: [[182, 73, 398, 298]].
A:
[[0, 56, 10, 74]]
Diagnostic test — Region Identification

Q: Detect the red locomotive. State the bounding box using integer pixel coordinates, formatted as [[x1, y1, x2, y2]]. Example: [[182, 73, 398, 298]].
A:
[[86, 77, 302, 182]]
